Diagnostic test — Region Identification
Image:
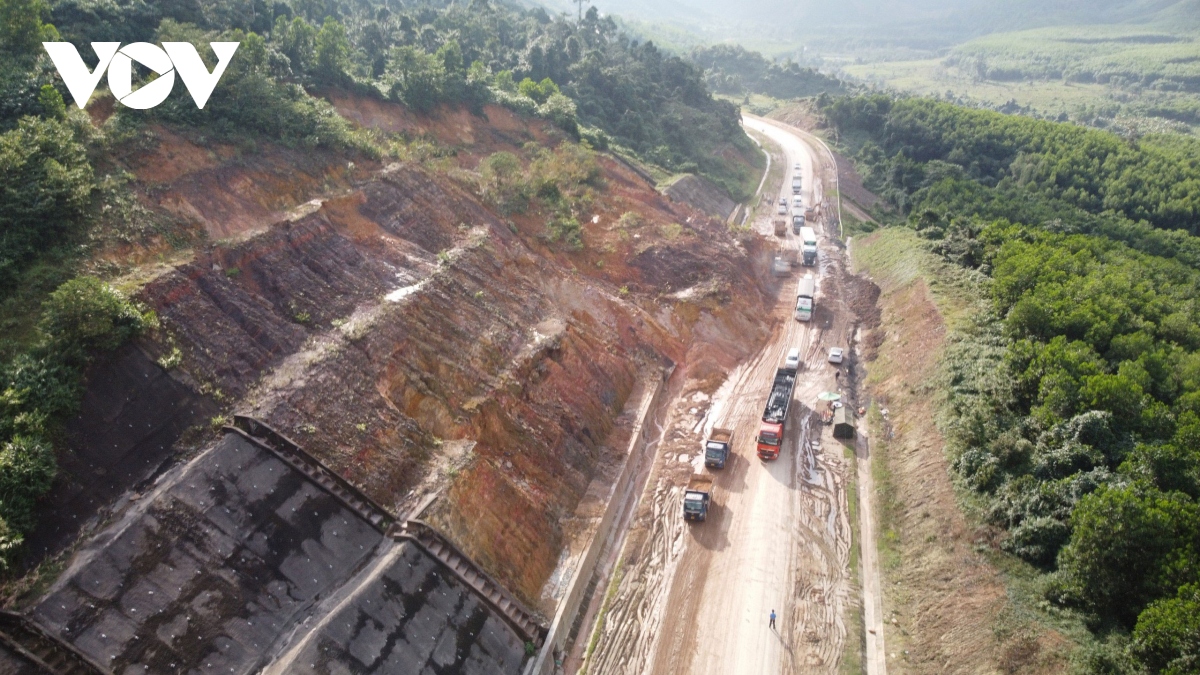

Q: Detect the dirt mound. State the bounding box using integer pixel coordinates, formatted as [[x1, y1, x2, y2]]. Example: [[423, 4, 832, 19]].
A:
[[327, 93, 553, 165], [843, 271, 882, 330]]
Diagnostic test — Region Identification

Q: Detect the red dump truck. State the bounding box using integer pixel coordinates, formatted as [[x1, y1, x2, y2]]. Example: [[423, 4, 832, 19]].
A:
[[756, 367, 797, 460]]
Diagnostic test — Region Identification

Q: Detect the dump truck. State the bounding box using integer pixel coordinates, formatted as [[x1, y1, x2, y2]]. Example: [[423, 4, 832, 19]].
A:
[[792, 176, 803, 194], [792, 214, 804, 234], [772, 255, 790, 276], [683, 474, 714, 521], [804, 206, 816, 223], [795, 274, 815, 322], [704, 428, 734, 469], [800, 226, 818, 266], [774, 218, 787, 237], [756, 367, 797, 460]]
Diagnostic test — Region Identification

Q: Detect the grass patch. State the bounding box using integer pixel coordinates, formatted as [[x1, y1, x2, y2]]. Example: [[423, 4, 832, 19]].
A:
[[841, 441, 865, 675], [579, 560, 624, 675], [718, 93, 785, 116], [840, 207, 876, 239], [851, 228, 985, 330], [842, 25, 1200, 136], [743, 127, 787, 228], [867, 405, 902, 574]]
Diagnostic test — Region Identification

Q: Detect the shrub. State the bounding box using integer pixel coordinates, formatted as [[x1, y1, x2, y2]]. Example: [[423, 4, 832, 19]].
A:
[[385, 45, 445, 113], [537, 93, 579, 137], [580, 126, 609, 150], [0, 353, 81, 435], [38, 277, 153, 362], [0, 434, 55, 533], [546, 215, 582, 250], [479, 151, 530, 215], [314, 17, 352, 85], [518, 77, 559, 104], [0, 116, 93, 289], [493, 88, 538, 116], [1131, 583, 1200, 674], [617, 211, 644, 229], [1056, 485, 1200, 628]]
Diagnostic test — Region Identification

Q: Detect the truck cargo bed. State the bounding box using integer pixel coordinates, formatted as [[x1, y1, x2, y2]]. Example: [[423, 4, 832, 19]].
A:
[[762, 368, 796, 424]]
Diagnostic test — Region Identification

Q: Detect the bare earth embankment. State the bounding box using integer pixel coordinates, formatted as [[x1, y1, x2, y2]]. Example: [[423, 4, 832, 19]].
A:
[[852, 228, 1074, 674]]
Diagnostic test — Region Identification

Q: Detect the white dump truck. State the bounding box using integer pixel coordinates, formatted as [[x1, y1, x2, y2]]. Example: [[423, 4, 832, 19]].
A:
[[795, 274, 815, 322]]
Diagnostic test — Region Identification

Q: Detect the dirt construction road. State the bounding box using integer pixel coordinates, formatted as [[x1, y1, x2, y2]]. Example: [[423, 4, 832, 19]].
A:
[[581, 117, 870, 675]]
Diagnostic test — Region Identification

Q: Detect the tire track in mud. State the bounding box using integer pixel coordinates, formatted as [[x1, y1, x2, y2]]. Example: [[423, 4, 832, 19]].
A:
[[585, 455, 690, 673]]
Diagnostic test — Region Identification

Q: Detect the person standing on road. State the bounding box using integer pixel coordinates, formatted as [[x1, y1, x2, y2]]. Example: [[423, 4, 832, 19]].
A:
[[769, 610, 777, 630]]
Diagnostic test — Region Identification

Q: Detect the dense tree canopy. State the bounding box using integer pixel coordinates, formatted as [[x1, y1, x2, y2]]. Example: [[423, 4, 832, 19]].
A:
[[827, 95, 1200, 672], [689, 44, 845, 100], [827, 96, 1200, 234]]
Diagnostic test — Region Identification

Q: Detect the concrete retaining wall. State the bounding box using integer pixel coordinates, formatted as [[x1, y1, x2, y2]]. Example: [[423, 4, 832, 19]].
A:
[[528, 366, 672, 675]]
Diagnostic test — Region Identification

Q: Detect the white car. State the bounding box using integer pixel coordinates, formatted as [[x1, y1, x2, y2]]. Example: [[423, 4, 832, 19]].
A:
[[828, 347, 844, 364], [779, 197, 788, 206], [777, 203, 788, 215], [793, 163, 801, 171], [785, 348, 801, 372], [792, 196, 803, 209]]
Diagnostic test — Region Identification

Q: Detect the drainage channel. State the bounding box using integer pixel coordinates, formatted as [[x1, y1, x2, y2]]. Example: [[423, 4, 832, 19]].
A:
[[528, 364, 678, 675]]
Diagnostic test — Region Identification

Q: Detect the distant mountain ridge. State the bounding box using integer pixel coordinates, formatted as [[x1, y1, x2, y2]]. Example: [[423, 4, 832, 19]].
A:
[[547, 0, 1199, 53]]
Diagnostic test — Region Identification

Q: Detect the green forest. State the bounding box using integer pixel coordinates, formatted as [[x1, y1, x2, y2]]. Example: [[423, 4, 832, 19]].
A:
[[688, 43, 845, 100], [826, 95, 1200, 673], [0, 0, 760, 563]]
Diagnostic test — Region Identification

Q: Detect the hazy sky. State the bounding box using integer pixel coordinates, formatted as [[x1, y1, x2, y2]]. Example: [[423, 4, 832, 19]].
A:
[[538, 0, 1199, 54]]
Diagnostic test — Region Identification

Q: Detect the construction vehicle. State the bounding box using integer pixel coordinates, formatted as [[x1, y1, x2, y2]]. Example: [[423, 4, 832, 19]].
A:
[[800, 226, 818, 266], [756, 368, 797, 460], [683, 474, 714, 521], [795, 274, 815, 322], [804, 206, 816, 223], [772, 255, 790, 276], [704, 428, 734, 469], [774, 218, 787, 237]]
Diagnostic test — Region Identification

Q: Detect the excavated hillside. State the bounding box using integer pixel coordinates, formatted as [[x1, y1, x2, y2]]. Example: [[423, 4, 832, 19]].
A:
[[24, 97, 776, 622]]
